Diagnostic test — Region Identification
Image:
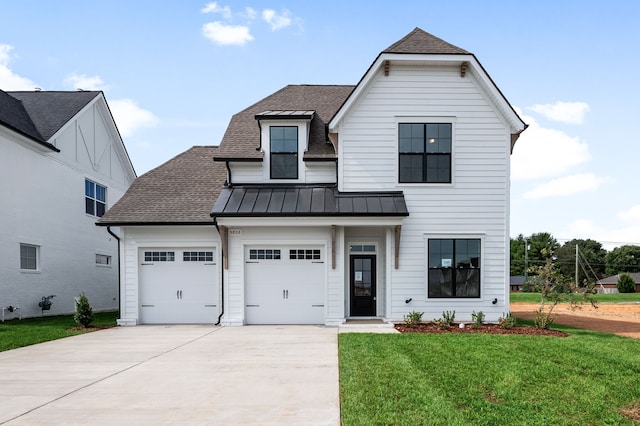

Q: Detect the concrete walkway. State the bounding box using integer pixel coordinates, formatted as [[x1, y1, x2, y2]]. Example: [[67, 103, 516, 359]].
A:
[[0, 325, 340, 425]]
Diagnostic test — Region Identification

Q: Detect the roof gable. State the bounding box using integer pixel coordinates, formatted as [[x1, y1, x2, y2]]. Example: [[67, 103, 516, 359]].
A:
[[8, 91, 100, 140], [330, 27, 526, 138], [383, 27, 469, 55]]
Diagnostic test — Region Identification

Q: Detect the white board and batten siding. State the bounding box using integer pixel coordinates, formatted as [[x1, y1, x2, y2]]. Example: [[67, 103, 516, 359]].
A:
[[118, 226, 220, 325], [0, 96, 134, 319], [337, 64, 512, 322]]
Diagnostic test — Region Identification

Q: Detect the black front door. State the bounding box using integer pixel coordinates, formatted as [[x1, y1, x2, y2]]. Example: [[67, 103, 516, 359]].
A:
[[350, 255, 376, 316]]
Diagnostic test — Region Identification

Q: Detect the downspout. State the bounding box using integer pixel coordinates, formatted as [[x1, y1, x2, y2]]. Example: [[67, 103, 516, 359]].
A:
[[106, 226, 121, 319], [213, 218, 224, 325]]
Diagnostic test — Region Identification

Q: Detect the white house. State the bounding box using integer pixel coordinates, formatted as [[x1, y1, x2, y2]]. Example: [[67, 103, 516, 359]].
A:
[[0, 90, 136, 319], [99, 28, 526, 326]]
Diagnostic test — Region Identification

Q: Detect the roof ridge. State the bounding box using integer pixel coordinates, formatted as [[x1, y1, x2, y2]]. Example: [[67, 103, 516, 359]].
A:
[[383, 27, 469, 55]]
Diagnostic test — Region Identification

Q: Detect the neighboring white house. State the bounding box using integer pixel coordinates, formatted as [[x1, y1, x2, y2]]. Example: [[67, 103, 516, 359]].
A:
[[0, 90, 136, 319], [99, 28, 526, 326]]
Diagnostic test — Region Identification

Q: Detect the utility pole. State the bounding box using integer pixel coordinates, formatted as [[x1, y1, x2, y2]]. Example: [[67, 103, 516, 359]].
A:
[[575, 243, 579, 287], [524, 239, 529, 280]]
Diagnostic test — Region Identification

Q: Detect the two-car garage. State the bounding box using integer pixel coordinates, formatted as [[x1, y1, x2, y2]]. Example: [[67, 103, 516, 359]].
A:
[[137, 245, 326, 325]]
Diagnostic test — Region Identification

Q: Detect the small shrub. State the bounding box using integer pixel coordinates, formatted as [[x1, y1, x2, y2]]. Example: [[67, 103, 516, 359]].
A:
[[617, 273, 636, 293], [499, 313, 517, 329], [534, 309, 554, 329], [442, 310, 455, 325], [404, 311, 424, 328], [471, 311, 485, 329], [74, 293, 95, 328]]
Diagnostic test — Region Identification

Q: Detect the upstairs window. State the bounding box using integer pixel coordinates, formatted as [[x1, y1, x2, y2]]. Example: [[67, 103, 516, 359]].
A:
[[399, 123, 451, 183], [85, 179, 106, 217], [270, 126, 298, 179]]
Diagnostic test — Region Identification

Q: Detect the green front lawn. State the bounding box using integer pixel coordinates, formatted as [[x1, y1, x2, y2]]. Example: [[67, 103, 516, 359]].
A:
[[510, 292, 640, 304], [339, 329, 640, 425], [0, 311, 118, 352]]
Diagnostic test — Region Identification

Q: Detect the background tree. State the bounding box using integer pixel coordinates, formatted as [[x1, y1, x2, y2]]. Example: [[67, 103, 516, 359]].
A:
[[555, 239, 607, 284], [510, 233, 558, 277], [617, 273, 636, 293], [527, 232, 559, 268], [510, 234, 526, 276], [605, 245, 640, 276]]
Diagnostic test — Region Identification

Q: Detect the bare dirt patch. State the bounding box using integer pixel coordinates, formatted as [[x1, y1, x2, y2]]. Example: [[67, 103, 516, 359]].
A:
[[510, 302, 640, 338]]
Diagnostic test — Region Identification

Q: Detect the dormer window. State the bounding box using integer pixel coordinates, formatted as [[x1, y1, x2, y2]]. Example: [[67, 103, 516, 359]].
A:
[[270, 126, 298, 179]]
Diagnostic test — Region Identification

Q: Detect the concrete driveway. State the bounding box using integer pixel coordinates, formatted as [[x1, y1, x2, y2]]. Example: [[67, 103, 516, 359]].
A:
[[0, 325, 340, 425]]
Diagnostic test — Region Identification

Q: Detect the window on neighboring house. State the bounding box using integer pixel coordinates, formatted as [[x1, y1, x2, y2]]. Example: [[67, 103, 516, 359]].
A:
[[399, 123, 451, 183], [96, 254, 111, 266], [20, 244, 39, 271], [270, 126, 298, 179], [428, 238, 480, 298], [85, 179, 107, 217]]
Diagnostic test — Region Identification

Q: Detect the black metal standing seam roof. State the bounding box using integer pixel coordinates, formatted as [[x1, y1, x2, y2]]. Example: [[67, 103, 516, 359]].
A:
[[211, 185, 409, 217]]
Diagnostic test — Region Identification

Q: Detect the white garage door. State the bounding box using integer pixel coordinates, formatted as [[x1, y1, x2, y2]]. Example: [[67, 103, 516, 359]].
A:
[[139, 248, 218, 324], [245, 246, 325, 324]]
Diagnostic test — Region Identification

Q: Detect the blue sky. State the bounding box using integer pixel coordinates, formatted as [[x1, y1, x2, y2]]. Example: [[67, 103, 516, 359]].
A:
[[1, 1, 639, 248]]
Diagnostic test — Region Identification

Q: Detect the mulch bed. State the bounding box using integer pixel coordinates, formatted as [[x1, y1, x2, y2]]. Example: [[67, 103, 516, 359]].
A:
[[395, 323, 569, 337]]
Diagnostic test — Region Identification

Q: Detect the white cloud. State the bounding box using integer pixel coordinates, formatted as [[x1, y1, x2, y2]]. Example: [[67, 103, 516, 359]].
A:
[[244, 7, 257, 20], [201, 2, 231, 19], [64, 73, 107, 91], [0, 44, 39, 90], [511, 110, 590, 180], [262, 9, 292, 30], [108, 99, 159, 138], [561, 217, 640, 251], [202, 21, 253, 45], [617, 205, 640, 224], [528, 101, 589, 125], [522, 173, 611, 199]]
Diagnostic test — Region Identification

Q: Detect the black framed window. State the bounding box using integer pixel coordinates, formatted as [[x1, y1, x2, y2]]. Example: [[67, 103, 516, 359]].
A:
[[85, 179, 107, 217], [428, 238, 480, 298], [270, 126, 298, 179], [399, 123, 451, 183]]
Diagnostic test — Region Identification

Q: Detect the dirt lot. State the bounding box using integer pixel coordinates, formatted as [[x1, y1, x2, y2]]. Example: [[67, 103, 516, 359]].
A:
[[510, 302, 640, 338]]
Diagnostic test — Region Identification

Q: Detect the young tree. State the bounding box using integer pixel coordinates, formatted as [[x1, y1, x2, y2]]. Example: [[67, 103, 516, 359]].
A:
[[74, 293, 95, 328], [605, 245, 640, 276], [528, 248, 597, 329]]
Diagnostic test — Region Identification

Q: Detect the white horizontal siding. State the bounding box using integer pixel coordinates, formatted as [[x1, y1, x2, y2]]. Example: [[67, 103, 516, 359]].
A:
[[337, 62, 511, 322]]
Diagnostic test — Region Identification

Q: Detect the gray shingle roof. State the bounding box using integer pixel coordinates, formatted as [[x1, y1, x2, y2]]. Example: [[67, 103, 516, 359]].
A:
[[383, 27, 469, 55], [99, 146, 225, 225], [7, 91, 100, 140], [598, 272, 640, 285], [212, 185, 409, 217], [214, 85, 355, 160], [0, 89, 45, 144]]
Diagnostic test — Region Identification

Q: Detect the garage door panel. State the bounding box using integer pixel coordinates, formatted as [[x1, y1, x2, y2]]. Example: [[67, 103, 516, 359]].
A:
[[139, 248, 218, 324], [245, 246, 325, 324]]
